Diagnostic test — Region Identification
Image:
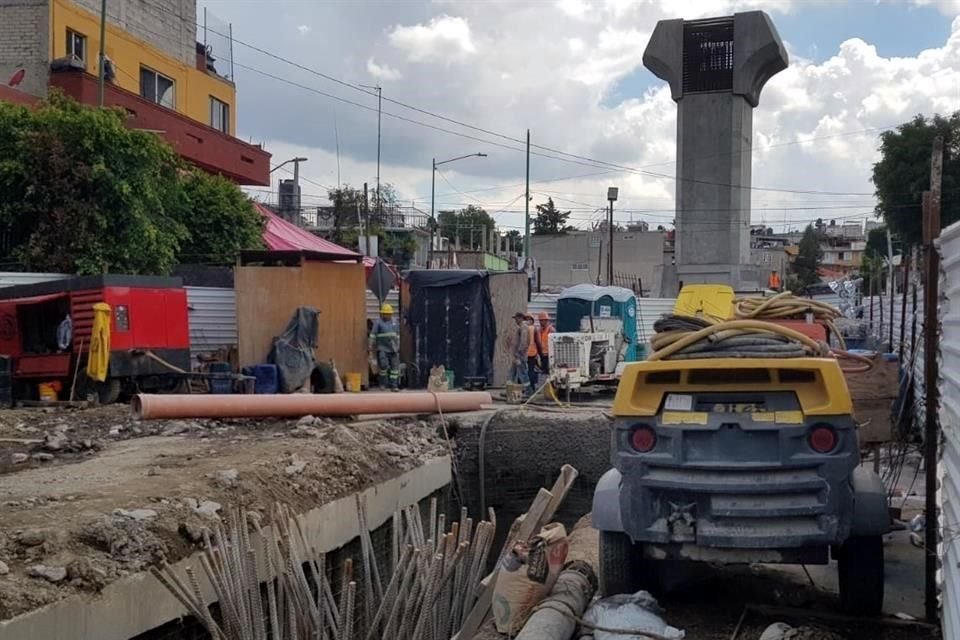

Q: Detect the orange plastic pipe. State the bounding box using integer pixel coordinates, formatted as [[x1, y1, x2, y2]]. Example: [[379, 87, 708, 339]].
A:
[[133, 391, 493, 420]]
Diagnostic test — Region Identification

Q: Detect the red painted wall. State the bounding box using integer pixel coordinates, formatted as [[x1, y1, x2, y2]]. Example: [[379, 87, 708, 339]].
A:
[[48, 70, 270, 186]]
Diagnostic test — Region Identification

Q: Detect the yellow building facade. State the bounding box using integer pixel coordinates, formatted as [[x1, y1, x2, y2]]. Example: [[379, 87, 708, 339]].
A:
[[49, 0, 236, 134]]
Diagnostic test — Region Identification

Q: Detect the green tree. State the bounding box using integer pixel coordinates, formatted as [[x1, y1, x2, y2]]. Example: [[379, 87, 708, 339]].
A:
[[0, 93, 262, 273], [872, 112, 959, 247], [0, 93, 188, 274], [328, 185, 363, 247], [792, 224, 824, 288], [437, 205, 494, 249], [504, 230, 522, 253], [172, 170, 264, 263], [532, 197, 573, 234]]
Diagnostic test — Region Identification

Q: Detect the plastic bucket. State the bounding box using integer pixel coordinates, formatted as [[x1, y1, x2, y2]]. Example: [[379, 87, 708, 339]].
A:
[[38, 382, 59, 402], [344, 372, 362, 393]]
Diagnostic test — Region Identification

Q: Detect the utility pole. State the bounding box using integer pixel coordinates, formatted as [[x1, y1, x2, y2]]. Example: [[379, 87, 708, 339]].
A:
[[97, 0, 107, 107], [360, 85, 382, 221], [923, 135, 944, 625], [887, 228, 895, 351], [607, 187, 619, 286], [363, 182, 370, 257], [430, 157, 436, 268], [524, 129, 531, 263]]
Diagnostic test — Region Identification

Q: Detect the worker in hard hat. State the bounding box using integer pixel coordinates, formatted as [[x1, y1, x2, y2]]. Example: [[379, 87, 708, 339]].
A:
[[370, 303, 400, 391], [537, 312, 554, 378]]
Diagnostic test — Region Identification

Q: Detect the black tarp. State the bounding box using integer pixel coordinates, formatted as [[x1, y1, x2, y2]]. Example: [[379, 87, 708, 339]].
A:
[[405, 270, 495, 388], [268, 306, 319, 393]]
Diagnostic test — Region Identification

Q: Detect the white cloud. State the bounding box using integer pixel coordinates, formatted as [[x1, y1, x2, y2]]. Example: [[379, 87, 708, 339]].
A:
[[227, 1, 960, 238], [556, 0, 593, 19], [296, 24, 311, 36], [366, 57, 403, 81], [388, 15, 477, 63], [907, 0, 960, 15]]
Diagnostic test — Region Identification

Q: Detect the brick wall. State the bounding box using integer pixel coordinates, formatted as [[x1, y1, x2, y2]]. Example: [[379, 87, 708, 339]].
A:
[[0, 0, 50, 98], [72, 0, 196, 66]]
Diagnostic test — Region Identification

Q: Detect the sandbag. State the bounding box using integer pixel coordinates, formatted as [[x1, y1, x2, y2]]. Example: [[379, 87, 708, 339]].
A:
[[582, 591, 685, 640], [269, 307, 319, 393], [492, 522, 569, 634]]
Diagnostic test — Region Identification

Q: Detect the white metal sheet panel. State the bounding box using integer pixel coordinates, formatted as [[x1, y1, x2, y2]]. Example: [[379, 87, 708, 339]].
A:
[[938, 220, 960, 639], [186, 287, 237, 366], [0, 272, 69, 287], [366, 291, 400, 320]]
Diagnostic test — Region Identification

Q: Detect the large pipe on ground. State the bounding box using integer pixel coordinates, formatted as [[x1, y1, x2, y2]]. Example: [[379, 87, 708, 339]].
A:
[[515, 560, 597, 640], [133, 391, 493, 420]]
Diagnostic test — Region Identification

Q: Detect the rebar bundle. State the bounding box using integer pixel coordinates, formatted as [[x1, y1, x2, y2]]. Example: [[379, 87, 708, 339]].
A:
[[151, 498, 496, 640]]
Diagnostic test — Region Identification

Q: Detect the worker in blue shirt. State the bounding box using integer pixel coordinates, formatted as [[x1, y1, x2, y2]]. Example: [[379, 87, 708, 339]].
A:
[[370, 303, 400, 391]]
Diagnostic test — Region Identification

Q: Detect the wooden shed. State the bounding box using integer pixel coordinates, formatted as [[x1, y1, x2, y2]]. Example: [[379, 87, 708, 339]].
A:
[[236, 250, 368, 386]]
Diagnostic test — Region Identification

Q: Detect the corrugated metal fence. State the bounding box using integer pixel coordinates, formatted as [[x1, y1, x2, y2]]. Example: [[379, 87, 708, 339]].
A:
[[938, 221, 960, 639], [185, 287, 238, 366]]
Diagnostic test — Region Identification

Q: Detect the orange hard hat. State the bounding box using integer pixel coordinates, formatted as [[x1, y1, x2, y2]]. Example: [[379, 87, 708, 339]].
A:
[[538, 312, 550, 321]]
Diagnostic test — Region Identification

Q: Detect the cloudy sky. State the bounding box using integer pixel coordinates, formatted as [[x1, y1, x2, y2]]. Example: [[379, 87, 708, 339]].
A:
[[197, 0, 960, 234]]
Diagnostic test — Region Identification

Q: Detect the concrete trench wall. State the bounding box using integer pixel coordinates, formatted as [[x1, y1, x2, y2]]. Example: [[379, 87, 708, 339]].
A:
[[0, 458, 452, 640], [451, 409, 611, 550]]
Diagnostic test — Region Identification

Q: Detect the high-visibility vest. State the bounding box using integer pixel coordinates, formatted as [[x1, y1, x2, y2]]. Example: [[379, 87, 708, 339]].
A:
[[527, 325, 539, 357], [538, 325, 553, 355]]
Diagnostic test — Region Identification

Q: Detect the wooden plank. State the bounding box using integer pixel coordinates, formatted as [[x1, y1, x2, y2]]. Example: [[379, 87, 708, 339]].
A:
[[236, 261, 368, 385], [454, 488, 553, 640], [457, 464, 580, 640]]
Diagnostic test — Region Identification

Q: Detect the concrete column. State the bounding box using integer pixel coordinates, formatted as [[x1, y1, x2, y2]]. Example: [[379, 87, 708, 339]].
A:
[[643, 11, 788, 290]]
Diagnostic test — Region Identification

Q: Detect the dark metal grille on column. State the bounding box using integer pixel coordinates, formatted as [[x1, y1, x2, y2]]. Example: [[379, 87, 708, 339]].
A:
[[682, 18, 735, 93]]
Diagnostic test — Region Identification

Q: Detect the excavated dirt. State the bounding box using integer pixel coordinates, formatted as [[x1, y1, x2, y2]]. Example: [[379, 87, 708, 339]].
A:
[[0, 404, 446, 621]]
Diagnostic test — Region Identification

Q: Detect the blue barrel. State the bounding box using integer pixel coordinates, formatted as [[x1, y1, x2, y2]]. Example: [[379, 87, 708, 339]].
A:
[[253, 364, 279, 394], [209, 362, 233, 394]]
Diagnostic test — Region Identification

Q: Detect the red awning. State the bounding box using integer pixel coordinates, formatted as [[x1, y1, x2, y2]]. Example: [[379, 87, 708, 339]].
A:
[[257, 204, 360, 258]]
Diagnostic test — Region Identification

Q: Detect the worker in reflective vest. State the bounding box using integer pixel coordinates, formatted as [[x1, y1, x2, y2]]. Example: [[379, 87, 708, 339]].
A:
[[537, 312, 554, 377], [370, 303, 400, 391], [768, 270, 782, 291], [526, 314, 540, 393]]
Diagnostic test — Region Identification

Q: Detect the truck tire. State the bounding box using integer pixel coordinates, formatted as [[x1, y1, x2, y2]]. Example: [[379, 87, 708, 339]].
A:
[[837, 535, 884, 616], [599, 531, 642, 596], [75, 372, 122, 405]]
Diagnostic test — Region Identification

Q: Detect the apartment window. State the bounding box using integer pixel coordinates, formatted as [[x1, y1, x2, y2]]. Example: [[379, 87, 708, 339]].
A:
[[66, 29, 86, 64], [838, 251, 846, 261], [209, 97, 230, 134], [140, 67, 175, 109]]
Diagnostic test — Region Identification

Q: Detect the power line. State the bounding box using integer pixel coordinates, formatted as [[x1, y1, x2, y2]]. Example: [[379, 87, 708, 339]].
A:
[[212, 27, 887, 196]]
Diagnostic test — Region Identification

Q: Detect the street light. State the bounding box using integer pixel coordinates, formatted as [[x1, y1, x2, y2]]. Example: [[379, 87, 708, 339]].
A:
[[430, 153, 488, 268], [607, 187, 619, 285]]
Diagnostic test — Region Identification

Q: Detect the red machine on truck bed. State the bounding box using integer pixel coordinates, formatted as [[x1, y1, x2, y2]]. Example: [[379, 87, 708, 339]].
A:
[[0, 275, 190, 403]]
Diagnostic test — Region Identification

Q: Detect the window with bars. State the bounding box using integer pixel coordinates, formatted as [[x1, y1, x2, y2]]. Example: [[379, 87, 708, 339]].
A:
[[140, 67, 175, 109], [682, 19, 735, 93], [210, 97, 230, 134]]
